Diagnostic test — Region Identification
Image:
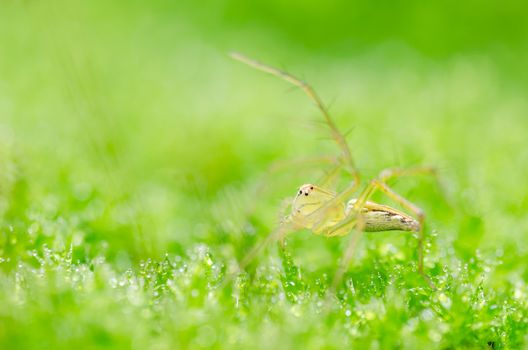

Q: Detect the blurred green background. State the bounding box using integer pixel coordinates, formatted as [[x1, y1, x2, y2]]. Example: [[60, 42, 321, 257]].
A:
[[1, 0, 528, 349]]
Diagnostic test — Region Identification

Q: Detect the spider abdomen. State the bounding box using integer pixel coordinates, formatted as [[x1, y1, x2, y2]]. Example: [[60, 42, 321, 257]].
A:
[[346, 199, 420, 232]]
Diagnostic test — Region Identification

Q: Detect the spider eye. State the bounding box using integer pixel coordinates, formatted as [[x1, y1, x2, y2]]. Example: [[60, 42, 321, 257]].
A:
[[299, 190, 302, 194], [304, 192, 309, 196], [310, 186, 314, 190]]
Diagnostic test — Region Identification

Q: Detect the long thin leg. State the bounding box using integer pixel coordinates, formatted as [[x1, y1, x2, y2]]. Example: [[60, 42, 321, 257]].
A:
[[304, 177, 361, 237], [329, 166, 438, 289], [378, 166, 437, 182], [230, 52, 360, 187], [373, 166, 452, 208], [355, 179, 435, 288], [351, 166, 437, 212], [246, 155, 339, 217], [238, 222, 296, 270], [318, 163, 342, 189], [222, 221, 299, 288], [330, 218, 365, 291]]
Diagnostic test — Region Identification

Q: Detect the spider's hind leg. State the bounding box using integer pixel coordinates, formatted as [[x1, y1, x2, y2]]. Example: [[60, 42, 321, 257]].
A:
[[351, 166, 438, 289]]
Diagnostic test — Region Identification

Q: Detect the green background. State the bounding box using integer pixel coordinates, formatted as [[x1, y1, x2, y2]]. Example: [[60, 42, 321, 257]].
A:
[[1, 1, 528, 348]]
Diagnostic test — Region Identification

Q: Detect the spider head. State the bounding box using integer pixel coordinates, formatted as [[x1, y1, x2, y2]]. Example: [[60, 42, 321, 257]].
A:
[[297, 184, 315, 197], [292, 184, 336, 216]]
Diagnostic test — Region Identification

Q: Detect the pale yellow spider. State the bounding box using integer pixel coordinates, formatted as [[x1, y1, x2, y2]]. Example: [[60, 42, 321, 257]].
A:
[[231, 53, 438, 289]]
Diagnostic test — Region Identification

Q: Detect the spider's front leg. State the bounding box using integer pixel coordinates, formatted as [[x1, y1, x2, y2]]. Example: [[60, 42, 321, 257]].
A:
[[234, 219, 301, 277]]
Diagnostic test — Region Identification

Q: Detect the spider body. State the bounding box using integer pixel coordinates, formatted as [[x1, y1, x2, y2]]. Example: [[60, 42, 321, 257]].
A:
[[230, 52, 440, 289], [290, 184, 420, 236]]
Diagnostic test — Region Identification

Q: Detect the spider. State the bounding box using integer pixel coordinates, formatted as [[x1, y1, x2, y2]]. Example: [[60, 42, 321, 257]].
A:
[[230, 52, 439, 289]]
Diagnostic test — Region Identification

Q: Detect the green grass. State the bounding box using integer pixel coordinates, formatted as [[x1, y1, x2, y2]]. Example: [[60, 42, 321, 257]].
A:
[[1, 1, 528, 349]]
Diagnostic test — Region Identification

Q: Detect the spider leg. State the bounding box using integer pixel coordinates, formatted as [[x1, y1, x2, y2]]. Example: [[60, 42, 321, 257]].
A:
[[378, 166, 438, 183], [238, 221, 298, 271], [222, 219, 301, 289], [351, 170, 437, 289], [318, 163, 342, 189], [331, 225, 364, 291], [365, 181, 434, 288], [307, 178, 361, 234], [248, 155, 339, 213], [327, 166, 438, 289], [230, 52, 361, 187], [317, 209, 365, 290]]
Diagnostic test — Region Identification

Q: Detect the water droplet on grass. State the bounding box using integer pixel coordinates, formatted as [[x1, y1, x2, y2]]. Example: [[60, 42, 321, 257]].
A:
[[438, 293, 452, 309]]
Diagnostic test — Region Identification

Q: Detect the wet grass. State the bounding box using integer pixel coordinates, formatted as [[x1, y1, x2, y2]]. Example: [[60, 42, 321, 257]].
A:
[[1, 240, 527, 349], [2, 1, 528, 349]]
